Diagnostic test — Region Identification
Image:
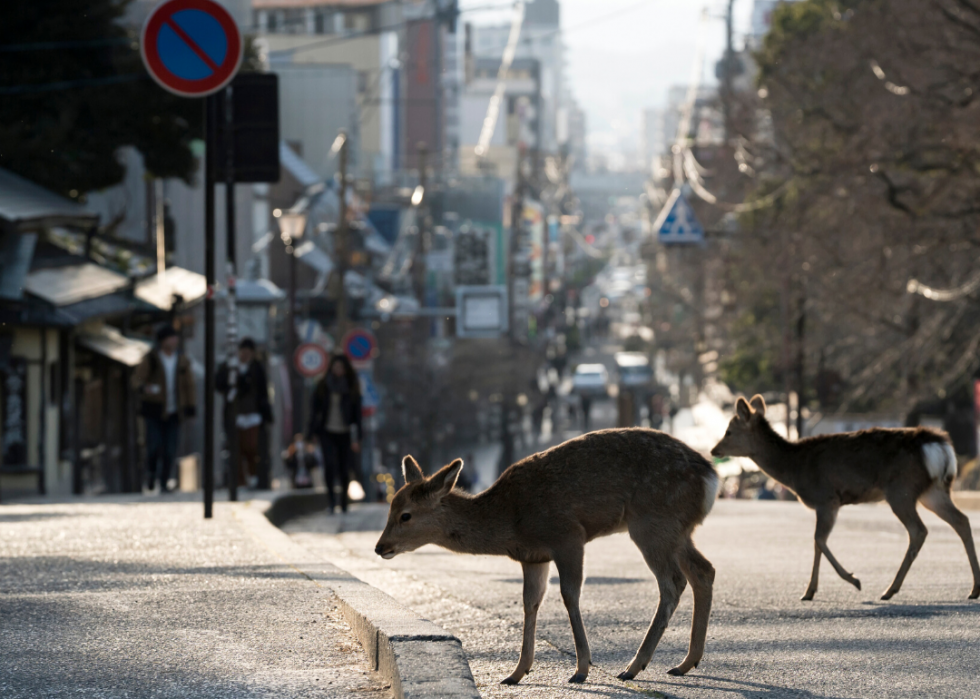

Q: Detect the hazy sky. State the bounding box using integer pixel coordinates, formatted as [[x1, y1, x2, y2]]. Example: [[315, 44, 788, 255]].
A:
[[462, 0, 756, 164]]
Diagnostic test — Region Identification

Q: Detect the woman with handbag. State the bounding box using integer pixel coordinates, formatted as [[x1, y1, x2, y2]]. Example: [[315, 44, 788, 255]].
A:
[[308, 354, 362, 513]]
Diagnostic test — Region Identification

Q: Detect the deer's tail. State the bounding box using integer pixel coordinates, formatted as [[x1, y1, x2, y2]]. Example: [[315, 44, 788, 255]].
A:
[[699, 469, 721, 521], [922, 441, 957, 487]]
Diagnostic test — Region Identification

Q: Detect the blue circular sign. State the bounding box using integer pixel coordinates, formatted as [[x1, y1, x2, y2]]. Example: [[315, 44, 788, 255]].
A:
[[141, 0, 242, 97], [342, 329, 377, 364]]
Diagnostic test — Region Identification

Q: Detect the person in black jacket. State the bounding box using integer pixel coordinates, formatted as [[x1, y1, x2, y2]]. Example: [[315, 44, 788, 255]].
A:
[[216, 338, 273, 488], [308, 354, 361, 513]]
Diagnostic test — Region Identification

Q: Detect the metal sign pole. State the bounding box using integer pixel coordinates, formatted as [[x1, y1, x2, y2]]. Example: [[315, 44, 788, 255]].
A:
[[204, 93, 217, 519], [224, 84, 240, 502]]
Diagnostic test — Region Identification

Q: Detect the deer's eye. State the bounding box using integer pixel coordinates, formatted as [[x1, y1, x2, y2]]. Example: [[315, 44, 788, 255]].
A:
[[400, 513, 412, 523]]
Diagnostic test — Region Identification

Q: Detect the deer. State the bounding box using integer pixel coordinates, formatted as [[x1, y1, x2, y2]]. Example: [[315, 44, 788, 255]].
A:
[[712, 394, 980, 602], [374, 428, 721, 685]]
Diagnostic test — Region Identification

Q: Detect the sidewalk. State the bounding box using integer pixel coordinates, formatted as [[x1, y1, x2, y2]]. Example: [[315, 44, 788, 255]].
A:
[[0, 498, 390, 699]]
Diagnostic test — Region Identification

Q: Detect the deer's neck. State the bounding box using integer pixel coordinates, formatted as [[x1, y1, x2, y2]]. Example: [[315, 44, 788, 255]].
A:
[[749, 419, 798, 488], [438, 489, 515, 557]]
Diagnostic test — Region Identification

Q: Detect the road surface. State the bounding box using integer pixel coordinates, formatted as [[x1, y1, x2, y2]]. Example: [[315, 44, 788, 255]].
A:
[[287, 499, 980, 698], [0, 500, 389, 699]]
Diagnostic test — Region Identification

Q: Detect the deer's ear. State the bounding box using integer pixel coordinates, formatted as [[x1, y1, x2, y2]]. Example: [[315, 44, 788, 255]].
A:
[[402, 455, 424, 484], [749, 394, 767, 416], [736, 397, 752, 420], [429, 459, 463, 498]]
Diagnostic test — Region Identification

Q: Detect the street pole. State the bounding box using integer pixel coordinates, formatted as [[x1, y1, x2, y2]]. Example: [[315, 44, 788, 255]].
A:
[[204, 94, 217, 519], [336, 131, 350, 338], [722, 0, 735, 145], [287, 231, 299, 438], [415, 142, 429, 314], [224, 84, 239, 502]]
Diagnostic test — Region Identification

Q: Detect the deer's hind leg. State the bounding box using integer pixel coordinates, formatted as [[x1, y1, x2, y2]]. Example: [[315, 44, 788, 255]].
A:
[[919, 485, 980, 600], [805, 505, 861, 601], [668, 539, 715, 676], [617, 523, 687, 681], [553, 545, 591, 683], [501, 561, 550, 685], [881, 492, 927, 600]]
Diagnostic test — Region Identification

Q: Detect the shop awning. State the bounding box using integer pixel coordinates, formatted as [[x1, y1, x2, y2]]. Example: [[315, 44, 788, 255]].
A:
[[236, 278, 285, 303], [135, 266, 207, 311], [0, 168, 99, 231], [23, 263, 130, 306], [77, 326, 152, 368]]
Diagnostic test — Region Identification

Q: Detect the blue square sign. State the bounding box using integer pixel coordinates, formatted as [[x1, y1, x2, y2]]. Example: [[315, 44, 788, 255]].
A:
[[654, 189, 705, 244]]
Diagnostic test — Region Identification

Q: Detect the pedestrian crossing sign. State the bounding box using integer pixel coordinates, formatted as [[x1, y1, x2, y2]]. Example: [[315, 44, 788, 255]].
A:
[[653, 189, 705, 244]]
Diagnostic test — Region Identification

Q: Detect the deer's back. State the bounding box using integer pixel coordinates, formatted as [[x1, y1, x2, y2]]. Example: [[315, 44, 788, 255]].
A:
[[792, 427, 947, 504], [489, 428, 715, 548]]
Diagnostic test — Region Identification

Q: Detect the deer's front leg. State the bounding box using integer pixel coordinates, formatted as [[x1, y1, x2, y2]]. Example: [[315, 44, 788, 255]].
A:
[[803, 505, 861, 599], [554, 546, 591, 683], [501, 561, 550, 685]]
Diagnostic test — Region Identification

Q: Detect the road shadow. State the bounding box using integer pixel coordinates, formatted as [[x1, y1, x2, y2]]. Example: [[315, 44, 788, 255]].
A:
[[496, 576, 648, 585], [0, 556, 361, 594], [0, 512, 86, 523], [651, 674, 859, 699]]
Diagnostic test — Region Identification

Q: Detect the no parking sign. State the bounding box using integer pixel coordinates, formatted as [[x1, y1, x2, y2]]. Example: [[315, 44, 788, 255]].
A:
[[342, 328, 378, 366], [141, 0, 243, 98]]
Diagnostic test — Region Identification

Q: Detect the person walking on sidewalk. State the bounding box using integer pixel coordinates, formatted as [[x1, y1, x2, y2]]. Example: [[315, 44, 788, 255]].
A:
[[132, 325, 197, 493], [308, 354, 361, 513], [216, 338, 273, 489]]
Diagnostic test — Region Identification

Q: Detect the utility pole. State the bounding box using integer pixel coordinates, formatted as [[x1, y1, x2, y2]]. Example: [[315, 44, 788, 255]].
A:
[[414, 142, 429, 308], [336, 131, 350, 338], [721, 0, 735, 145]]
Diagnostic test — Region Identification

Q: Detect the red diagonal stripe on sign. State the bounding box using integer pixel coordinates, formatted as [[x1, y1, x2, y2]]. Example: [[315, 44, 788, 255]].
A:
[[164, 17, 220, 74]]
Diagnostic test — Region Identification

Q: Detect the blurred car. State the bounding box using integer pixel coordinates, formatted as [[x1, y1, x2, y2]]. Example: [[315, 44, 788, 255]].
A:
[[572, 363, 610, 396], [614, 352, 653, 388]]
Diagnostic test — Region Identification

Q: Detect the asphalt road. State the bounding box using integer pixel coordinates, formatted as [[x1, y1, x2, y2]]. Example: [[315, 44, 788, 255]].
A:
[[0, 501, 389, 699], [287, 499, 980, 699]]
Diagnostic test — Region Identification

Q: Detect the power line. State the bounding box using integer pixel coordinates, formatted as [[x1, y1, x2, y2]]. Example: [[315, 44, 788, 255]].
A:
[[0, 37, 132, 52], [0, 73, 143, 96]]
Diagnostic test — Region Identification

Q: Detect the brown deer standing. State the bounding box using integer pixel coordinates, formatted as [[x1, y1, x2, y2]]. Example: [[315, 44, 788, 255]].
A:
[[374, 428, 720, 685], [712, 395, 980, 601]]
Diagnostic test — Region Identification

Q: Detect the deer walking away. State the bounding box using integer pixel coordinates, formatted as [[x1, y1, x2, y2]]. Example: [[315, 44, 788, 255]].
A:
[[374, 428, 721, 685], [712, 395, 980, 601]]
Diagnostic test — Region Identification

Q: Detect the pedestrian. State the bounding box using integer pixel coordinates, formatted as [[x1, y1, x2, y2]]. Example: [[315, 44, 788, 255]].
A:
[[132, 325, 196, 493], [308, 354, 362, 513], [282, 433, 316, 488], [216, 338, 273, 489]]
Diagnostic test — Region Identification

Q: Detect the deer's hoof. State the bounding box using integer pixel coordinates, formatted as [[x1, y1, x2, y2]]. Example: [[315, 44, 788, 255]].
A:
[[969, 586, 979, 600], [617, 671, 635, 681], [880, 589, 896, 601], [500, 676, 521, 686], [568, 673, 587, 684], [800, 591, 815, 601], [850, 577, 862, 591], [667, 666, 688, 676]]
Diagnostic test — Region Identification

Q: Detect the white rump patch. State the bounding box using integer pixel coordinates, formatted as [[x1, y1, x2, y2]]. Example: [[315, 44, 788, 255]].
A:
[[701, 471, 721, 520], [922, 442, 956, 483]]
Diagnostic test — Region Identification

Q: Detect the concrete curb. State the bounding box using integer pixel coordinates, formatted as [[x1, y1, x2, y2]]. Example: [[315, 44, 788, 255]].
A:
[[233, 497, 481, 699]]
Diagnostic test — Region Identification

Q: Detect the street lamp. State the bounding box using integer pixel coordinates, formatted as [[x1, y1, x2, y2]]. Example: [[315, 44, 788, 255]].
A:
[[276, 209, 307, 436]]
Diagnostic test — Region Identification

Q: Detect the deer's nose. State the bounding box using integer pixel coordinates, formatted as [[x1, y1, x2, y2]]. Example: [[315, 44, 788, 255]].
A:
[[374, 544, 384, 556]]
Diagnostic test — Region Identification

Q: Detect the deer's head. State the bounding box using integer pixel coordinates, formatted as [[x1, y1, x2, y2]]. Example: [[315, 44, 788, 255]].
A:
[[374, 456, 463, 560], [711, 394, 767, 458]]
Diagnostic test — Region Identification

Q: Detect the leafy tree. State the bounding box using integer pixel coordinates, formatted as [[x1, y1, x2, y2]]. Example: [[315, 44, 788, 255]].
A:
[[739, 0, 980, 412], [0, 0, 201, 196]]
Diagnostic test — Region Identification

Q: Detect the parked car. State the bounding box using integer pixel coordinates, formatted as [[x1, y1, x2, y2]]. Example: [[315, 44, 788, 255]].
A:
[[573, 363, 610, 396], [614, 352, 653, 388]]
